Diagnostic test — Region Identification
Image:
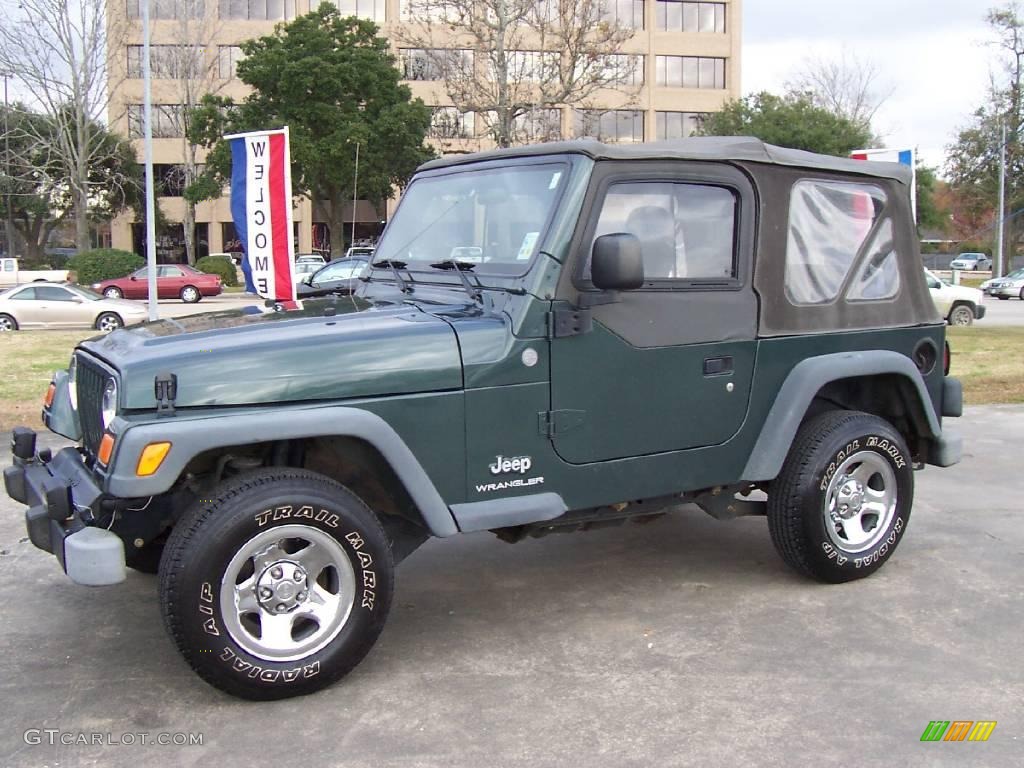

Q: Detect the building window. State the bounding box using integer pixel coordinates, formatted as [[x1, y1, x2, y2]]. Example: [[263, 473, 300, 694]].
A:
[[217, 0, 297, 20], [575, 109, 644, 143], [579, 54, 644, 86], [513, 109, 562, 141], [429, 107, 475, 139], [656, 111, 703, 139], [335, 0, 385, 22], [127, 105, 185, 138], [400, 49, 472, 81], [126, 46, 205, 79], [126, 0, 202, 19], [503, 51, 560, 82], [655, 2, 725, 33], [218, 46, 245, 79], [601, 0, 645, 29], [152, 164, 205, 197], [655, 56, 726, 88]]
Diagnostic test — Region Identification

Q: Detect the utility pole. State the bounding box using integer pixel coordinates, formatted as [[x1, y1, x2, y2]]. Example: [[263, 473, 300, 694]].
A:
[[996, 122, 1007, 279], [351, 141, 359, 251], [142, 0, 158, 321], [2, 72, 16, 259]]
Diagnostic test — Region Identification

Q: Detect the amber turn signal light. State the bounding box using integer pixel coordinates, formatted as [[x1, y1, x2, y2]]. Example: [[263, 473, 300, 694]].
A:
[[97, 433, 115, 465], [43, 383, 56, 408], [136, 442, 171, 477]]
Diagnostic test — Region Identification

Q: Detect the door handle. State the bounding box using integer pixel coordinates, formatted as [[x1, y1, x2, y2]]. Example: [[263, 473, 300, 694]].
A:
[[703, 356, 733, 376]]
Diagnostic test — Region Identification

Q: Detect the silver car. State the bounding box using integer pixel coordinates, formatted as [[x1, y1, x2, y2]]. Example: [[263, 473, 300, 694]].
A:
[[0, 283, 148, 332], [949, 252, 992, 271], [981, 267, 1024, 300]]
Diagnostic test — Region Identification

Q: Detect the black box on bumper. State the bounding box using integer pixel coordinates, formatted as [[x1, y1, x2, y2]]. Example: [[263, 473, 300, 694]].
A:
[[4, 427, 125, 585]]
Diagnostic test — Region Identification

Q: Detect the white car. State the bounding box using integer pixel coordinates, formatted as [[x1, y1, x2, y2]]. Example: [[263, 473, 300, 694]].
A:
[[0, 283, 148, 332], [981, 267, 1024, 300], [923, 268, 987, 326], [949, 252, 992, 271]]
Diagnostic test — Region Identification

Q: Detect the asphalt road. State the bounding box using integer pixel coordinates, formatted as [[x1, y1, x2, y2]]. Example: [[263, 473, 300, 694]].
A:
[[978, 295, 1024, 326], [0, 407, 1020, 766]]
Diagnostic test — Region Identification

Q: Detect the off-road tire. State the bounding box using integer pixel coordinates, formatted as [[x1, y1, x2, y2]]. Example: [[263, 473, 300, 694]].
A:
[[948, 303, 974, 326], [767, 410, 914, 583], [158, 468, 393, 700]]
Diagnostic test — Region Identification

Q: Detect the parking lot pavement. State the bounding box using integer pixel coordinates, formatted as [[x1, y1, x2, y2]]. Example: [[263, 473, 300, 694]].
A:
[[0, 407, 1021, 767], [142, 293, 258, 320]]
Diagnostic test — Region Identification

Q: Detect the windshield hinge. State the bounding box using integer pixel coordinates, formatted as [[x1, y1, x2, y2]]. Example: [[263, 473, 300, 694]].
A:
[[154, 372, 177, 417], [547, 308, 592, 338], [538, 409, 585, 438]]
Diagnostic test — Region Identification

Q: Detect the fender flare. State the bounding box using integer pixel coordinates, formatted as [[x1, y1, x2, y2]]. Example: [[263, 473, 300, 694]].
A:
[[105, 406, 460, 537], [741, 350, 941, 483]]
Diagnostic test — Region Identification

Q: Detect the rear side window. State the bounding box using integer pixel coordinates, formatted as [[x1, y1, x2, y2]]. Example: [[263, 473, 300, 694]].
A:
[[785, 180, 886, 304], [588, 181, 737, 281], [848, 219, 900, 301]]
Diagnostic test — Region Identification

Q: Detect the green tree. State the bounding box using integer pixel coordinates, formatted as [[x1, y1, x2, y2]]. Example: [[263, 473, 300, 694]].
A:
[[698, 91, 873, 157], [0, 104, 142, 262], [946, 3, 1024, 273], [188, 4, 434, 257], [915, 162, 946, 235]]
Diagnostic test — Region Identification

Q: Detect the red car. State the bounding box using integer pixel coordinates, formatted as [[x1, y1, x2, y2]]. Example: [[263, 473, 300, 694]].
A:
[[93, 264, 223, 303]]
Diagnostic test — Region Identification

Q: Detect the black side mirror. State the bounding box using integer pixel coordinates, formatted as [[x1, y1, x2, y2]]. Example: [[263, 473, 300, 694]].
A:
[[591, 233, 644, 291]]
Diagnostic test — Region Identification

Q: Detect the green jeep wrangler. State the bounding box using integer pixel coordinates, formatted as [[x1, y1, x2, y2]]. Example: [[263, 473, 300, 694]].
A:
[[5, 138, 962, 700]]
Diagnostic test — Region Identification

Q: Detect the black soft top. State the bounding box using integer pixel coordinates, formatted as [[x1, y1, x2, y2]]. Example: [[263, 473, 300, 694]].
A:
[[418, 136, 913, 186]]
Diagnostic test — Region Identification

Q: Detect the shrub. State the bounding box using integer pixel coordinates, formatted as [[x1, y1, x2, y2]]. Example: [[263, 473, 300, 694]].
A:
[[195, 255, 239, 287], [954, 241, 991, 256], [68, 248, 144, 285]]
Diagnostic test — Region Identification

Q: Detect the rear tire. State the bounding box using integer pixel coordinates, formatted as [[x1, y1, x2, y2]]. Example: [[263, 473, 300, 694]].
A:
[[158, 468, 393, 700], [767, 410, 913, 583], [180, 285, 201, 303], [0, 313, 17, 331], [103, 286, 123, 299]]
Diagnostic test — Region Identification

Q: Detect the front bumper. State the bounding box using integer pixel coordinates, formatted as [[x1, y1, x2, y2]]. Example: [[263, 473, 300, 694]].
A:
[[4, 427, 125, 585], [986, 286, 1022, 298], [975, 305, 987, 319]]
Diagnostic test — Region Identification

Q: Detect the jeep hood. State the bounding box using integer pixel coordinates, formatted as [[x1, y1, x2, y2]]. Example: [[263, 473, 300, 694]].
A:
[[79, 297, 463, 409]]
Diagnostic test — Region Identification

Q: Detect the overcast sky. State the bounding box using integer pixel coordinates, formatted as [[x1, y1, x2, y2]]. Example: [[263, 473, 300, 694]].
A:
[[742, 0, 997, 172]]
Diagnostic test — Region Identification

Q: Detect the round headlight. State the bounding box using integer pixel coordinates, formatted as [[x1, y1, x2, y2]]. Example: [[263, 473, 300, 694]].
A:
[[68, 357, 78, 412], [101, 378, 118, 428]]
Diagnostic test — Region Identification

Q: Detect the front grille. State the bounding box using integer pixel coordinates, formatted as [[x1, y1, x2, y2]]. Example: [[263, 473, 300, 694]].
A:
[[75, 354, 110, 458]]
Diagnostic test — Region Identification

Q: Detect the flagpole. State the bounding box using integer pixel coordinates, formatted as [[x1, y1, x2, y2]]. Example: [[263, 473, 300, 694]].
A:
[[142, 0, 158, 321]]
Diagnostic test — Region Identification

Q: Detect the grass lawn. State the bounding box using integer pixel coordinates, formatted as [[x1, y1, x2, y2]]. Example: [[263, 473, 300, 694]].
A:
[[947, 326, 1024, 404], [0, 326, 1021, 433], [0, 331, 91, 432]]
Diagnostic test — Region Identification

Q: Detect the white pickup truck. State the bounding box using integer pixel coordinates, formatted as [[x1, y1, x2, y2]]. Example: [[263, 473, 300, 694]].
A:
[[0, 257, 71, 287]]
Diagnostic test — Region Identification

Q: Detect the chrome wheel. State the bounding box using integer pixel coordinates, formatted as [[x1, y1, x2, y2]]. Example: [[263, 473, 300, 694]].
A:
[[0, 314, 15, 331], [824, 451, 897, 553], [103, 287, 122, 299], [181, 286, 200, 303], [220, 524, 356, 662], [96, 313, 122, 332]]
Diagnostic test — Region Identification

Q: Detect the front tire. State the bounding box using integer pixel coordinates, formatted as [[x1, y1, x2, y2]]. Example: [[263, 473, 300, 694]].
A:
[[180, 285, 201, 303], [158, 468, 393, 700], [767, 410, 913, 583], [0, 313, 17, 331], [95, 312, 123, 332], [948, 304, 974, 326]]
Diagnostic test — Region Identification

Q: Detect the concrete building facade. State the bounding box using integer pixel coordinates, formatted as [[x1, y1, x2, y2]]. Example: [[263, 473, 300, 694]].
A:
[[108, 0, 742, 261]]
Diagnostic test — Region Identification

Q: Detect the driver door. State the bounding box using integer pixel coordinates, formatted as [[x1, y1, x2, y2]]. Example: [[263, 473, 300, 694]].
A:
[[549, 162, 759, 464]]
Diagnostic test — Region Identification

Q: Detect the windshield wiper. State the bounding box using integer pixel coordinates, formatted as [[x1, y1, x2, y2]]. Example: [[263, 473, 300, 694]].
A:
[[371, 259, 413, 294], [430, 260, 482, 303]]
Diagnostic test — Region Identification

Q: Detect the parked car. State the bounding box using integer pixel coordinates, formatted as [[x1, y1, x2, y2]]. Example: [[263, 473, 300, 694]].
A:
[[11, 137, 964, 700], [296, 256, 370, 297], [295, 253, 327, 265], [981, 267, 1024, 300], [924, 268, 986, 325], [293, 261, 321, 279], [949, 252, 992, 271], [92, 264, 222, 303], [344, 246, 375, 259], [0, 282, 148, 331], [0, 257, 71, 287]]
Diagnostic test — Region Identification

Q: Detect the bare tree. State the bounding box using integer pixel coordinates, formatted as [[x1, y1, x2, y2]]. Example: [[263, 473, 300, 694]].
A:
[[786, 49, 893, 138], [397, 0, 640, 148], [0, 0, 125, 253]]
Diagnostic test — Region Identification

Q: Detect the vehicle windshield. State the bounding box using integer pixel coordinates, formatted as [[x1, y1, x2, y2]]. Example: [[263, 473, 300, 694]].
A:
[[1003, 268, 1024, 279], [315, 258, 369, 283], [373, 162, 566, 274], [69, 285, 103, 301]]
